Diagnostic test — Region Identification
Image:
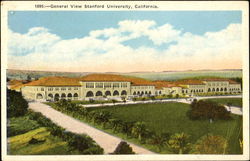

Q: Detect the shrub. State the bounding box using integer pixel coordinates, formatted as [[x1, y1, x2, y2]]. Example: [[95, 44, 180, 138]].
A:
[[188, 100, 231, 121], [191, 134, 228, 154], [7, 89, 28, 118], [112, 141, 135, 154]]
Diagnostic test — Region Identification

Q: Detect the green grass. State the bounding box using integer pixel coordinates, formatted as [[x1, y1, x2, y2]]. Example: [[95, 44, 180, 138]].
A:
[[89, 102, 242, 154], [8, 115, 40, 137], [8, 127, 80, 155], [204, 98, 242, 107]]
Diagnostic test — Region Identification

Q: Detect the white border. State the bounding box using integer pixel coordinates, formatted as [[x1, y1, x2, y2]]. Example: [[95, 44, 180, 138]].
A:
[[1, 1, 249, 161]]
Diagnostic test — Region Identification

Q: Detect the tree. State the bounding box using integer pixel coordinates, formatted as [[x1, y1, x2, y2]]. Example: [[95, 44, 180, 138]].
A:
[[7, 89, 28, 118], [109, 118, 123, 133], [150, 133, 168, 152], [167, 132, 191, 154], [188, 100, 231, 121], [131, 122, 147, 142], [112, 141, 135, 154], [191, 134, 228, 154], [121, 121, 135, 137]]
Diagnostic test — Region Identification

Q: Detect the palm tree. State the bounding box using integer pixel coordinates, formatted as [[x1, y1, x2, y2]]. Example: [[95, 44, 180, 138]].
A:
[[98, 111, 112, 128], [121, 121, 135, 137], [109, 118, 123, 133], [150, 133, 167, 152], [131, 122, 147, 142], [167, 132, 191, 154]]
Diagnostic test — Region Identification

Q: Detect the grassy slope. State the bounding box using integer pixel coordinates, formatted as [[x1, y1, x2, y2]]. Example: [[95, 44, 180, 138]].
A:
[[8, 127, 80, 155], [8, 115, 40, 137], [89, 102, 242, 154], [204, 98, 242, 107], [8, 115, 81, 155]]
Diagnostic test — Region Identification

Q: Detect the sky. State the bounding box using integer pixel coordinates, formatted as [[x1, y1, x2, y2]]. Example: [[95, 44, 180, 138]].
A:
[[7, 11, 242, 72]]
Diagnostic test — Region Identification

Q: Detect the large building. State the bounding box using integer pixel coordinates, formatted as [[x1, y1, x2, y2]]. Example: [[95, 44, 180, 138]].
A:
[[18, 74, 241, 101]]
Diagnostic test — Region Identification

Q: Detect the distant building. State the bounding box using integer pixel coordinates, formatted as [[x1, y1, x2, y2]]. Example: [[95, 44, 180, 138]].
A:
[[19, 74, 241, 102]]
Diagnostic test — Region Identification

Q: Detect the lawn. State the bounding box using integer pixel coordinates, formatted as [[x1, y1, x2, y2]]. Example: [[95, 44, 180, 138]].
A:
[[88, 102, 242, 154], [204, 98, 242, 107], [8, 127, 80, 155]]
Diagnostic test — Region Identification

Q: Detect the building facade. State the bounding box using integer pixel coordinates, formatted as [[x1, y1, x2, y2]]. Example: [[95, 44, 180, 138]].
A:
[[19, 74, 242, 101]]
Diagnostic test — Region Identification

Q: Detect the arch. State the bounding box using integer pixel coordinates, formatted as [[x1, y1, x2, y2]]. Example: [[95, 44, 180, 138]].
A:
[[133, 91, 137, 95], [149, 91, 152, 95], [191, 90, 193, 93], [208, 88, 211, 92], [224, 88, 227, 91], [54, 93, 60, 101], [159, 91, 162, 95], [36, 93, 43, 99], [67, 93, 72, 98], [61, 93, 66, 99], [73, 93, 78, 97], [196, 89, 199, 93], [220, 88, 223, 91], [113, 90, 119, 96], [86, 91, 94, 97], [48, 93, 53, 99], [121, 90, 127, 95], [145, 91, 148, 94], [212, 88, 215, 92], [96, 91, 102, 96], [141, 91, 144, 95], [137, 91, 140, 95], [105, 91, 111, 96], [216, 88, 219, 92]]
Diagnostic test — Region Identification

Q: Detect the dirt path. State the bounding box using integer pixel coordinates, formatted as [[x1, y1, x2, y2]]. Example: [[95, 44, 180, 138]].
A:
[[28, 102, 155, 154]]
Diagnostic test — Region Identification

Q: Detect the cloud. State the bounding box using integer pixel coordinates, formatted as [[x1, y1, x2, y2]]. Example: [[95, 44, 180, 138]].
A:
[[7, 21, 242, 72]]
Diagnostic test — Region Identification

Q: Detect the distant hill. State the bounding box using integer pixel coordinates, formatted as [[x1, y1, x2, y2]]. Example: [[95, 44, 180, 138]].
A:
[[6, 69, 242, 81]]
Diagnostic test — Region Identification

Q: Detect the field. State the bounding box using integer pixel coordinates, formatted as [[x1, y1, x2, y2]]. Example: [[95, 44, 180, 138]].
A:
[[123, 70, 242, 81], [8, 127, 80, 155], [88, 102, 242, 154], [7, 69, 242, 81], [204, 98, 242, 107]]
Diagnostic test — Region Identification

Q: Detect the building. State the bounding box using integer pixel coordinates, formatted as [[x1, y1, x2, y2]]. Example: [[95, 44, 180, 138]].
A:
[[19, 74, 241, 101]]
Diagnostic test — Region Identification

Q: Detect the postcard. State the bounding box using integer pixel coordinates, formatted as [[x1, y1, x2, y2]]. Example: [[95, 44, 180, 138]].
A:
[[1, 1, 249, 161]]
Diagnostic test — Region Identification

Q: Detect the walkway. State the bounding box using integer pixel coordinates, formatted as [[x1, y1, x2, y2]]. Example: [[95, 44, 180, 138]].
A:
[[28, 102, 155, 154]]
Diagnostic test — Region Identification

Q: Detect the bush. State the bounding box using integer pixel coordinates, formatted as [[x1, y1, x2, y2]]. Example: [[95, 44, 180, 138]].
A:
[[188, 100, 231, 121], [191, 134, 228, 154], [112, 141, 135, 154], [7, 89, 28, 118]]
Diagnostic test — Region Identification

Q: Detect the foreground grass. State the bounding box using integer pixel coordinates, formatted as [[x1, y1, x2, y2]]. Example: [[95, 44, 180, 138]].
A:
[[8, 127, 80, 155], [204, 98, 242, 107], [49, 102, 242, 154], [89, 103, 242, 154], [8, 115, 40, 137]]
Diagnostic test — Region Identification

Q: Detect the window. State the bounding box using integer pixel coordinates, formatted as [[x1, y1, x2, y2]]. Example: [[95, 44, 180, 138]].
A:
[[86, 83, 94, 88], [55, 87, 59, 91], [48, 87, 53, 91], [104, 83, 112, 88], [113, 83, 120, 88], [95, 83, 103, 88], [121, 83, 127, 88], [61, 87, 66, 91], [74, 87, 78, 90], [41, 88, 44, 91], [68, 87, 71, 90]]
